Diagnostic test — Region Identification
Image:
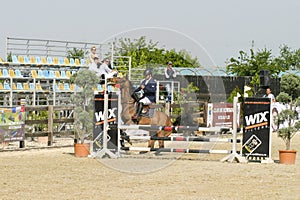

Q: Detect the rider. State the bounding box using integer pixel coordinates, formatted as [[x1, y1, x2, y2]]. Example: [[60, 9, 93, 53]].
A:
[[132, 69, 157, 120]]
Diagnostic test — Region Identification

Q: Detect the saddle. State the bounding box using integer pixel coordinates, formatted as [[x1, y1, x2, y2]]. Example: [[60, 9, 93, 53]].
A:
[[140, 105, 154, 117]]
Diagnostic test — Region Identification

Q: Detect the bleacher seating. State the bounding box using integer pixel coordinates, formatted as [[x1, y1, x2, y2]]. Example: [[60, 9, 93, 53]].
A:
[[64, 57, 70, 65], [9, 69, 16, 78], [31, 70, 38, 78], [18, 55, 24, 64], [0, 54, 90, 106], [12, 55, 19, 63], [4, 82, 11, 90], [15, 69, 22, 78], [0, 57, 9, 65], [2, 69, 9, 77], [69, 58, 75, 65]]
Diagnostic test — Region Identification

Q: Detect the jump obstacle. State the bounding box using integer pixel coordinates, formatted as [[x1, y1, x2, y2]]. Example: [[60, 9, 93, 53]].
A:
[[91, 85, 247, 162]]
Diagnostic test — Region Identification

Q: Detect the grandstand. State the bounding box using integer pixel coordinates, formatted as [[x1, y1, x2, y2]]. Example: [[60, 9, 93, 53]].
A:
[[0, 37, 113, 106]]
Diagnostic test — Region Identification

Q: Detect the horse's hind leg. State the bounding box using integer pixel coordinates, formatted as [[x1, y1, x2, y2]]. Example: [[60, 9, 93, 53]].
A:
[[148, 140, 155, 148]]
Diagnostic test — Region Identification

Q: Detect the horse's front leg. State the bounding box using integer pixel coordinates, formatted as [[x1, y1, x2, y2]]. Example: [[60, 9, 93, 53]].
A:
[[148, 131, 156, 148], [157, 130, 165, 148]]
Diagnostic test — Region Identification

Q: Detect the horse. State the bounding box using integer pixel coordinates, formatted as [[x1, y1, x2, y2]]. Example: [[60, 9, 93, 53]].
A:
[[115, 77, 172, 149]]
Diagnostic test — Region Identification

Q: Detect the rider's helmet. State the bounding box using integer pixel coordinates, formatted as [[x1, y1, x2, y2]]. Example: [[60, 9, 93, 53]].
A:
[[143, 69, 152, 77]]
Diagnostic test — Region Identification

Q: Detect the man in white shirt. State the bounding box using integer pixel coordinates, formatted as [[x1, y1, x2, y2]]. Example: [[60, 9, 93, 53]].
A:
[[88, 56, 101, 77], [99, 58, 117, 79], [263, 87, 276, 103]]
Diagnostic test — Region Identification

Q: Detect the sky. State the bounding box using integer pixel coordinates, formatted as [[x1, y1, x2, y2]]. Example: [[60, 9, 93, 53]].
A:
[[1, 0, 300, 68]]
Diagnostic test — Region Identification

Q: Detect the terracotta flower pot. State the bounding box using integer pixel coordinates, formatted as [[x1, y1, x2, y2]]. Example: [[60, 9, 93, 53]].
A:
[[279, 150, 297, 164], [74, 143, 90, 157]]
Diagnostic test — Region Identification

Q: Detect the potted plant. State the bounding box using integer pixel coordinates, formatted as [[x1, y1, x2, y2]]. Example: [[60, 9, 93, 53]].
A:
[[276, 73, 300, 164], [70, 69, 99, 157]]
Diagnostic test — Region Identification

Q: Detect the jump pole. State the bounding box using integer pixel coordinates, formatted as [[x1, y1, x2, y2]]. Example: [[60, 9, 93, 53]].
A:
[[94, 78, 117, 158], [221, 96, 247, 163], [121, 135, 241, 143], [121, 147, 235, 154]]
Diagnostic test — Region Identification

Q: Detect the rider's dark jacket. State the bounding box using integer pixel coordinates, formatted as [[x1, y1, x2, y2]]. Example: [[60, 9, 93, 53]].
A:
[[135, 78, 156, 103]]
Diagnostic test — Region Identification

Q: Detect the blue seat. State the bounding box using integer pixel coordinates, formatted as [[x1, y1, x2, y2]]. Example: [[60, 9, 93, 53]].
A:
[[80, 59, 86, 66], [38, 70, 44, 78], [15, 69, 22, 77], [4, 82, 11, 90], [2, 69, 9, 77], [47, 57, 54, 65], [16, 82, 23, 90], [49, 70, 55, 78], [35, 56, 42, 65], [69, 58, 75, 65], [60, 70, 67, 78], [64, 83, 71, 92], [43, 70, 50, 78], [24, 56, 30, 64], [59, 57, 65, 66], [12, 55, 19, 63], [29, 83, 35, 90], [97, 84, 103, 92]]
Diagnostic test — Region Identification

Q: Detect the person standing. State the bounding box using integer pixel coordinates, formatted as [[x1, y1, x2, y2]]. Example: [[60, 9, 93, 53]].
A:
[[165, 61, 176, 80], [132, 69, 156, 120], [263, 87, 276, 103], [88, 46, 99, 64], [164, 61, 176, 103]]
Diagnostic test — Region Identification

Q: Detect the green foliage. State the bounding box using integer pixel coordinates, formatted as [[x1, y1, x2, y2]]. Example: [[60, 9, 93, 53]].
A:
[[70, 69, 99, 143], [279, 73, 300, 100], [113, 36, 200, 71], [276, 73, 300, 150], [275, 44, 300, 70], [226, 45, 300, 95], [172, 82, 200, 115], [67, 48, 87, 59], [226, 48, 279, 92], [7, 52, 12, 62], [227, 86, 243, 103]]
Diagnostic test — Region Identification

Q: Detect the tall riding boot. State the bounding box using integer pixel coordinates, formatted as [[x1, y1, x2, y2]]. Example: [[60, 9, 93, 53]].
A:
[[132, 102, 143, 120]]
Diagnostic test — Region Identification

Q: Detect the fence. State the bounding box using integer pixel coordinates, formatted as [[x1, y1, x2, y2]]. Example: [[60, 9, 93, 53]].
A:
[[22, 105, 75, 147]]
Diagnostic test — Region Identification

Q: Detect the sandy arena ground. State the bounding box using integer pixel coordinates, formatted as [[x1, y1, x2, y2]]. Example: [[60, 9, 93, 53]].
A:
[[0, 132, 300, 200]]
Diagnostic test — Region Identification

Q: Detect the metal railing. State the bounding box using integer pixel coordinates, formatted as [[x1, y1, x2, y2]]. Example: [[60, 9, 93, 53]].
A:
[[6, 37, 113, 60]]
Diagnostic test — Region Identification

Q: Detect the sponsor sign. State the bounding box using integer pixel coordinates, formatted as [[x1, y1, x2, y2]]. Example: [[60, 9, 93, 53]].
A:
[[93, 94, 118, 151], [242, 98, 271, 159], [207, 103, 240, 128], [0, 106, 25, 142]]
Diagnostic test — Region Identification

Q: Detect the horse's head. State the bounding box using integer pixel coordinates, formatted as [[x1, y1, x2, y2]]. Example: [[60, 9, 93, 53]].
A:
[[114, 77, 131, 90]]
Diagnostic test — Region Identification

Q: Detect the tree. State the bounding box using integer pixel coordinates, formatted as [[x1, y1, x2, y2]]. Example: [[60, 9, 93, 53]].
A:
[[112, 36, 200, 69], [70, 70, 99, 144], [226, 48, 278, 94], [67, 48, 87, 59], [275, 44, 300, 70], [276, 73, 300, 150]]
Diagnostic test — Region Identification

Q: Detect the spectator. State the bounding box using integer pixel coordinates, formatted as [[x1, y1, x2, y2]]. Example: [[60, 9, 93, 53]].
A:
[[263, 87, 276, 103], [165, 61, 176, 80], [132, 69, 156, 120], [164, 61, 176, 102], [88, 56, 101, 77], [88, 46, 99, 64], [99, 58, 117, 80]]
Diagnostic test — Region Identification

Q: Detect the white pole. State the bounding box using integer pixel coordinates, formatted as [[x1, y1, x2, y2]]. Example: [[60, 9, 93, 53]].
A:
[[221, 96, 247, 163]]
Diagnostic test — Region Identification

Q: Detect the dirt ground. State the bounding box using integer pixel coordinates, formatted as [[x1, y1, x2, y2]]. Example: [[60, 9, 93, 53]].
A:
[[0, 132, 300, 200]]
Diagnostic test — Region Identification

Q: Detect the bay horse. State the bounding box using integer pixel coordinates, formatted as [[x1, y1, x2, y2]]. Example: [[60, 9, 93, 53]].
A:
[[115, 77, 172, 149]]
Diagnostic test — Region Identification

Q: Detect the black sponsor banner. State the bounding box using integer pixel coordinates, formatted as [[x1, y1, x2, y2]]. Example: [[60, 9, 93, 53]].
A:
[[242, 98, 271, 159], [93, 94, 118, 152]]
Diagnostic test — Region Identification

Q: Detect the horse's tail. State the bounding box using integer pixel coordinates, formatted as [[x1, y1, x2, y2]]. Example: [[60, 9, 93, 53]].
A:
[[163, 114, 173, 137]]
